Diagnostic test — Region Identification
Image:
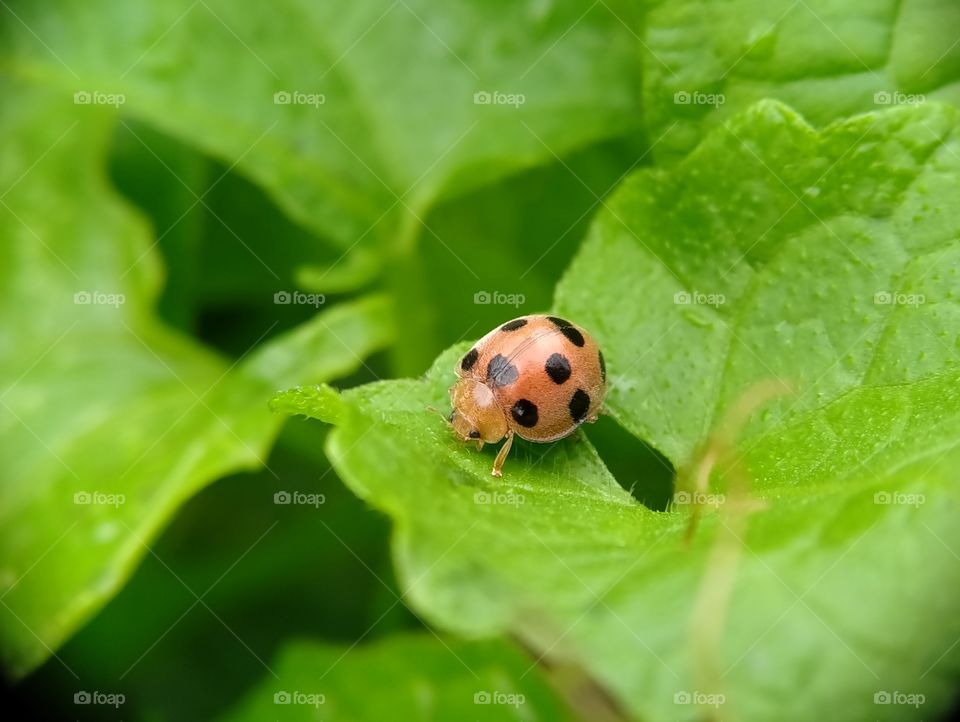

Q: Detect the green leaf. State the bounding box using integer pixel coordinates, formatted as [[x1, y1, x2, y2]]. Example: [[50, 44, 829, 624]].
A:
[[643, 0, 960, 159], [295, 248, 382, 295], [552, 99, 960, 718], [2, 0, 641, 249], [220, 635, 579, 722], [556, 99, 960, 463], [388, 134, 650, 375], [275, 101, 960, 721], [0, 82, 394, 679], [38, 433, 405, 722]]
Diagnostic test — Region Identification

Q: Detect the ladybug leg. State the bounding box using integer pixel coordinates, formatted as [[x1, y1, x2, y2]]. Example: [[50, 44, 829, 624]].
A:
[[476, 439, 484, 451], [491, 430, 514, 477]]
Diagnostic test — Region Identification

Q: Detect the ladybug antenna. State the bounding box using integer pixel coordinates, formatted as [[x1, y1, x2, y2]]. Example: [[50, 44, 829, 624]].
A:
[[425, 404, 453, 425]]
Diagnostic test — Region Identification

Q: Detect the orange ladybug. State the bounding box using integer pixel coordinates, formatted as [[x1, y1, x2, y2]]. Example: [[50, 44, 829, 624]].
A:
[[448, 315, 606, 476]]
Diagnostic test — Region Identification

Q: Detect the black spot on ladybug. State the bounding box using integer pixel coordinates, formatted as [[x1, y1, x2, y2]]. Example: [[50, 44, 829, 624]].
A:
[[500, 318, 528, 332], [546, 316, 584, 347], [560, 326, 585, 347], [544, 353, 571, 384], [461, 348, 479, 372], [598, 351, 606, 381], [468, 430, 481, 439], [487, 354, 519, 387], [569, 389, 590, 423], [511, 399, 539, 428]]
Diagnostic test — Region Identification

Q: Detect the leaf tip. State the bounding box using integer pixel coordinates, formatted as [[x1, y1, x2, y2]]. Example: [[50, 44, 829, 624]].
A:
[[269, 383, 346, 425]]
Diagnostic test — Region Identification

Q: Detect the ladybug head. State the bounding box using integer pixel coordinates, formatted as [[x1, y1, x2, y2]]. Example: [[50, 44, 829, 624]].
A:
[[448, 378, 508, 447]]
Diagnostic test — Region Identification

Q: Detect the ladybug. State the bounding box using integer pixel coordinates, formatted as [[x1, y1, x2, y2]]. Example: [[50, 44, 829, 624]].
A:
[[447, 315, 607, 476]]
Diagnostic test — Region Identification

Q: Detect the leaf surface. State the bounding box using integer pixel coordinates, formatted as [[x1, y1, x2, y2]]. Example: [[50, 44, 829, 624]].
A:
[[2, 0, 642, 249], [276, 101, 960, 721], [220, 635, 578, 722], [643, 0, 960, 159], [0, 83, 394, 678]]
